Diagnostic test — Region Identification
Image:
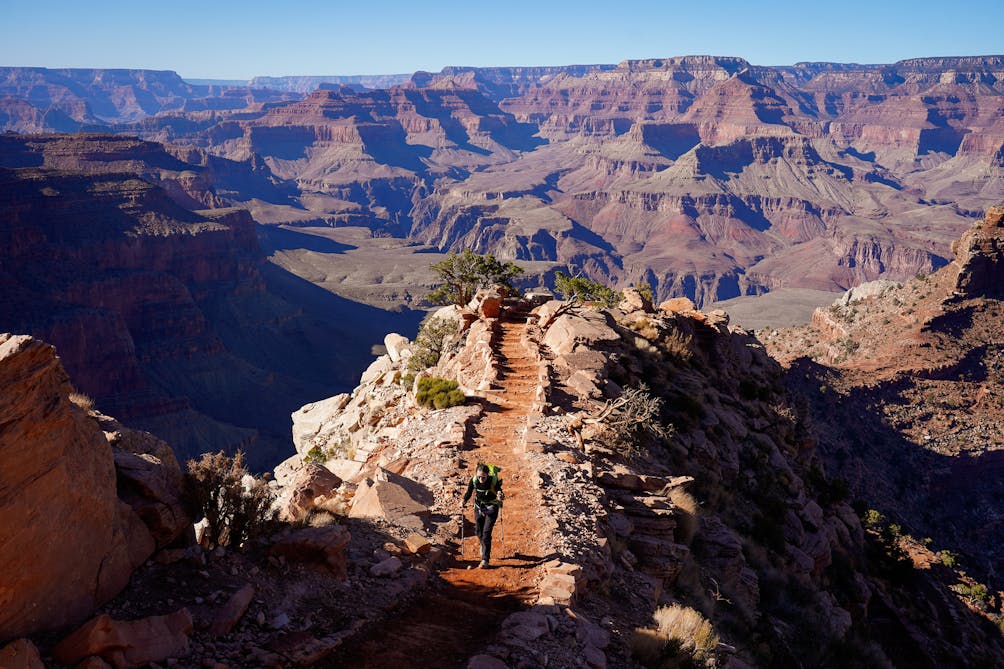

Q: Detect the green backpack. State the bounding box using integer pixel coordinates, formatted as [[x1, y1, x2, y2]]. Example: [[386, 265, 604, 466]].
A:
[[472, 463, 502, 501]]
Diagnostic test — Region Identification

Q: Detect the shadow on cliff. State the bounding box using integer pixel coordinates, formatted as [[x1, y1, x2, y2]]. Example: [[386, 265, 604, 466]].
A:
[[784, 357, 1004, 629], [258, 225, 357, 254], [188, 262, 425, 470]]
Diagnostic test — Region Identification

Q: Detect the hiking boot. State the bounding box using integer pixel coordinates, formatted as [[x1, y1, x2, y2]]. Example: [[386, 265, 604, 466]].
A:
[[478, 560, 488, 568]]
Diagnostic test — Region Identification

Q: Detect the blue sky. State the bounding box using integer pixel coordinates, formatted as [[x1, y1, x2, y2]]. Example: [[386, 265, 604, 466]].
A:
[[2, 0, 1002, 80]]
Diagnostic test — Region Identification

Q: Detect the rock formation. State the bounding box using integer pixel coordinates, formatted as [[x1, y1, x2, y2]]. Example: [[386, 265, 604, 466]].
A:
[[79, 55, 1000, 310], [951, 204, 1004, 298], [0, 67, 299, 130], [267, 283, 1003, 666], [0, 334, 184, 641], [0, 133, 422, 468], [765, 204, 1004, 602]]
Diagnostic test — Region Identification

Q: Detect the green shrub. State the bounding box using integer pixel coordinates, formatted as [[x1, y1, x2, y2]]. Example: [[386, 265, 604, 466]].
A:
[[554, 271, 621, 307], [304, 445, 327, 464], [633, 281, 655, 303], [407, 316, 460, 372], [186, 450, 276, 550], [415, 376, 466, 409], [937, 550, 959, 568], [426, 249, 523, 306], [951, 581, 989, 605]]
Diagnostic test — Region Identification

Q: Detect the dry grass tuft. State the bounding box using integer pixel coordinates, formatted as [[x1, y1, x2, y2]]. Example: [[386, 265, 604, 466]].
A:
[[632, 604, 719, 668], [667, 487, 700, 546], [68, 391, 95, 412]]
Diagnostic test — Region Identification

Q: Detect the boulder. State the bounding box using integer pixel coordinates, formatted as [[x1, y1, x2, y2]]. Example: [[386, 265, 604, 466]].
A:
[[52, 609, 193, 669], [0, 638, 44, 669], [359, 355, 393, 386], [276, 464, 343, 522], [619, 287, 654, 313], [270, 525, 351, 579], [534, 299, 568, 330], [541, 312, 620, 356], [291, 394, 350, 454], [207, 584, 255, 637], [348, 471, 433, 526], [104, 418, 189, 548], [384, 333, 411, 363], [658, 297, 696, 314], [0, 335, 155, 640]]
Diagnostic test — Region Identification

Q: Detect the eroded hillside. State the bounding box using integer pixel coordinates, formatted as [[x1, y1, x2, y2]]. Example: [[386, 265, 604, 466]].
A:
[[77, 55, 1004, 309], [764, 205, 1004, 589]]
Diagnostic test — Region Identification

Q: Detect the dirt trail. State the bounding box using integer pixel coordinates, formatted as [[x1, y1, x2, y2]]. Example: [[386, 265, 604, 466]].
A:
[[326, 309, 548, 667]]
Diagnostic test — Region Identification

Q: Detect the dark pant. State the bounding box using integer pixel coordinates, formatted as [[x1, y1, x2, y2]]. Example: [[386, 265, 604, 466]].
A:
[[475, 503, 499, 561]]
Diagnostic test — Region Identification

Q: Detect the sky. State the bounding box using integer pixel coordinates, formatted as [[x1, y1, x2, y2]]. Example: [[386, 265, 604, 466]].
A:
[[2, 0, 1003, 80]]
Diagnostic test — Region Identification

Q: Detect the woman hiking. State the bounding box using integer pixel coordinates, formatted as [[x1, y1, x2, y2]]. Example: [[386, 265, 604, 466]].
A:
[[462, 463, 504, 568]]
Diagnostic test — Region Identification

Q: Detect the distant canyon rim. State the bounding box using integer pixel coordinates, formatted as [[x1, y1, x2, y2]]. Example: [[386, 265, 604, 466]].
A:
[[1, 54, 1003, 463]]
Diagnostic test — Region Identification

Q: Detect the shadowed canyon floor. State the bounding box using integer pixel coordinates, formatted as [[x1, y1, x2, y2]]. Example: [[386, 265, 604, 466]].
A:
[[327, 311, 549, 667]]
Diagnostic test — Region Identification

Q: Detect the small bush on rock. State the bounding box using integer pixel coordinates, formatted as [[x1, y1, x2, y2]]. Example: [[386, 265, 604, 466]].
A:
[[588, 383, 670, 456], [186, 450, 276, 550], [68, 391, 95, 412], [554, 271, 621, 307], [632, 604, 719, 668], [666, 487, 701, 546], [407, 316, 460, 372], [415, 376, 466, 409]]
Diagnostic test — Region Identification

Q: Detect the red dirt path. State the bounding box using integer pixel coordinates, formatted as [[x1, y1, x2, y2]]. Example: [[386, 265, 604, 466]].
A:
[[325, 310, 549, 668]]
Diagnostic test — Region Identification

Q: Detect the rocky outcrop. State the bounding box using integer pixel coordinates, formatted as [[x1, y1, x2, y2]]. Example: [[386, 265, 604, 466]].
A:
[[763, 206, 1004, 662], [0, 67, 299, 129], [0, 134, 404, 468], [951, 204, 1004, 298], [0, 335, 159, 641], [51, 609, 194, 669], [6, 57, 1004, 315]]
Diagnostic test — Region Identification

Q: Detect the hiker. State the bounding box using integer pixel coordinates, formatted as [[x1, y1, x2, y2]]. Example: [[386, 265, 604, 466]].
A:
[[462, 463, 504, 568]]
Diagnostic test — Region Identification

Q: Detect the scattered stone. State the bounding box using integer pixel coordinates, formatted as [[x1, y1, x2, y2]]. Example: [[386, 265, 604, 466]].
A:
[[403, 533, 432, 555], [52, 609, 193, 668], [269, 631, 340, 666], [269, 525, 351, 579], [370, 556, 403, 577], [467, 654, 509, 669], [500, 610, 550, 643], [0, 638, 44, 669], [207, 584, 256, 637]]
